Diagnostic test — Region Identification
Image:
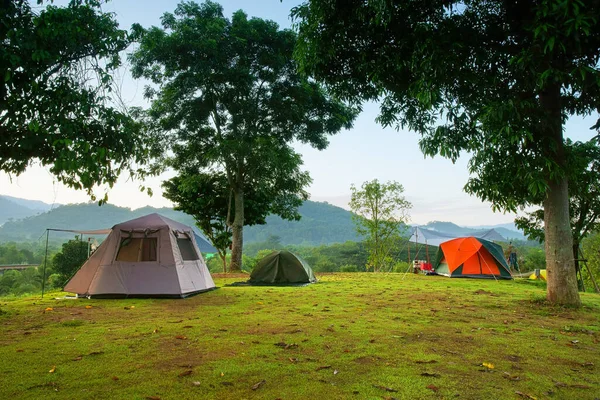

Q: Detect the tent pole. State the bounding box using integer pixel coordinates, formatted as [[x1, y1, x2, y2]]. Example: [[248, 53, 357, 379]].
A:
[[41, 229, 49, 299]]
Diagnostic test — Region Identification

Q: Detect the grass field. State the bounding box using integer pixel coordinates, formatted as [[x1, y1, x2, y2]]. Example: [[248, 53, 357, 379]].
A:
[[1, 273, 599, 400]]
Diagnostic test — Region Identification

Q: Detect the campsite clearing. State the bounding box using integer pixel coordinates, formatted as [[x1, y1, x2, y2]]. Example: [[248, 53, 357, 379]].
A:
[[1, 273, 599, 399]]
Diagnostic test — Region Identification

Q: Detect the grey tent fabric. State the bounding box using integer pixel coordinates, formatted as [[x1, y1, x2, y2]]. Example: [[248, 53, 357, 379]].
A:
[[408, 227, 506, 247], [64, 213, 215, 298]]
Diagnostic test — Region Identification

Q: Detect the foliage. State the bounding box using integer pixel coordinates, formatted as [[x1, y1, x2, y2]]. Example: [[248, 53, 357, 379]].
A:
[[522, 248, 547, 272], [52, 237, 89, 283], [130, 1, 356, 270], [582, 232, 600, 293], [0, 267, 47, 296], [0, 0, 161, 201], [292, 0, 600, 305], [516, 139, 600, 253], [349, 180, 411, 271]]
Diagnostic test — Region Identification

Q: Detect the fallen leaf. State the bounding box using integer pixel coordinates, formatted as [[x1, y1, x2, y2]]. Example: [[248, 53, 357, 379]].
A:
[[220, 372, 224, 377], [16, 349, 24, 353], [192, 381, 201, 387], [289, 357, 298, 363], [251, 380, 266, 390], [73, 356, 82, 361], [85, 305, 92, 309], [152, 329, 159, 334], [88, 351, 104, 356], [45, 307, 53, 312], [183, 325, 193, 329], [175, 335, 187, 340], [123, 306, 132, 310], [111, 376, 119, 381], [554, 381, 568, 388], [369, 339, 376, 343], [421, 372, 440, 378], [49, 366, 56, 373], [502, 372, 521, 381], [373, 384, 397, 392], [333, 369, 339, 375], [482, 362, 495, 369], [515, 391, 537, 399], [179, 370, 193, 377], [316, 365, 332, 371], [426, 384, 439, 392], [256, 302, 264, 305]]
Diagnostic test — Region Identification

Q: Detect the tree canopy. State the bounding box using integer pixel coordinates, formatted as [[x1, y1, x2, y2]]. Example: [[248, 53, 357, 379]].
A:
[[292, 0, 600, 305], [130, 1, 356, 270], [1, 0, 159, 201], [516, 139, 600, 279]]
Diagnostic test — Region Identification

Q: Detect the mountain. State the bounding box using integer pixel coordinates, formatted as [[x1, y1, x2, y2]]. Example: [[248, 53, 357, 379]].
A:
[[0, 195, 58, 211], [420, 221, 526, 241], [0, 195, 527, 245], [0, 200, 360, 245], [0, 195, 59, 226]]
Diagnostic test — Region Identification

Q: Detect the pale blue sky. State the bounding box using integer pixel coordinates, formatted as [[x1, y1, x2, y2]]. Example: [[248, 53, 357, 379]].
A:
[[1, 0, 597, 225]]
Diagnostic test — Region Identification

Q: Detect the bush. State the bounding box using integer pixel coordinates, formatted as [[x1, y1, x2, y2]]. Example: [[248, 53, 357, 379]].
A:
[[14, 283, 38, 296], [393, 261, 412, 273], [340, 264, 358, 272]]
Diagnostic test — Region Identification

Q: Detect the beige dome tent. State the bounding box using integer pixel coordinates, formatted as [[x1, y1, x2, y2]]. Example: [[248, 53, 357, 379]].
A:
[[64, 214, 215, 298]]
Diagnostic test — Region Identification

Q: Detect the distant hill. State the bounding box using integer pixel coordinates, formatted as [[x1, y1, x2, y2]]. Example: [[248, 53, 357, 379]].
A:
[[0, 196, 54, 226], [0, 200, 360, 245], [0, 195, 58, 211], [419, 221, 526, 241], [0, 195, 528, 245]]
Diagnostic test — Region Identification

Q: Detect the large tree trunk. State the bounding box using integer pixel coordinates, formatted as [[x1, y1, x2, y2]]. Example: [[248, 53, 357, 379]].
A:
[[229, 187, 244, 272], [544, 178, 581, 305], [540, 83, 581, 306]]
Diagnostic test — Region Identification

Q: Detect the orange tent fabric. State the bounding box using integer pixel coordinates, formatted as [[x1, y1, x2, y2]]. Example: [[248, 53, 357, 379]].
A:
[[436, 237, 512, 279]]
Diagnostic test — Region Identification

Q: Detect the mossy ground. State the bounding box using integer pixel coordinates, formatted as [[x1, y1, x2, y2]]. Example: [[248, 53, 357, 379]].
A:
[[1, 273, 599, 400]]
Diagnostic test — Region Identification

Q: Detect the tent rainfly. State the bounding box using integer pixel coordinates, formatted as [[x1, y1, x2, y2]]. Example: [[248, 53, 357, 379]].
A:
[[64, 213, 216, 298], [249, 250, 316, 285], [408, 227, 506, 247], [433, 237, 513, 279]]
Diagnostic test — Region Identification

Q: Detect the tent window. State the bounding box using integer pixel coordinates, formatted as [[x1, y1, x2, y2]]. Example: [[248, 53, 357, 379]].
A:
[[116, 238, 157, 262], [177, 238, 199, 261]]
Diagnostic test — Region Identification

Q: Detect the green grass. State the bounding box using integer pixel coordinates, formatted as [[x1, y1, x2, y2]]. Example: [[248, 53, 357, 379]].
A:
[[1, 273, 599, 400]]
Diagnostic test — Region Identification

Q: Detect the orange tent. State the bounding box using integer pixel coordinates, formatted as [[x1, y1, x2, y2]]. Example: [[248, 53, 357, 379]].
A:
[[434, 237, 512, 279]]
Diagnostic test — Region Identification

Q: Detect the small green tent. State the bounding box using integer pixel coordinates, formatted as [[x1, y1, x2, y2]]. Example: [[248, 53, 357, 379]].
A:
[[249, 250, 316, 285]]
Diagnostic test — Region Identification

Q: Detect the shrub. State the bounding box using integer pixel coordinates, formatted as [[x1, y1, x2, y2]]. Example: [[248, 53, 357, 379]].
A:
[[340, 264, 358, 272]]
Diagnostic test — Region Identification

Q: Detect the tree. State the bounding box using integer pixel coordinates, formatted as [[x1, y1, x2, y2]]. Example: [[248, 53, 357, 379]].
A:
[[1, 0, 159, 201], [293, 0, 600, 305], [130, 1, 356, 270], [349, 180, 411, 272], [52, 237, 88, 283], [162, 171, 301, 272], [516, 140, 600, 281]]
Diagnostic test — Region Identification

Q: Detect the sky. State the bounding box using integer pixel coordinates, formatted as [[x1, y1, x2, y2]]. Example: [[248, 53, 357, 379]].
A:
[[1, 0, 598, 226]]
